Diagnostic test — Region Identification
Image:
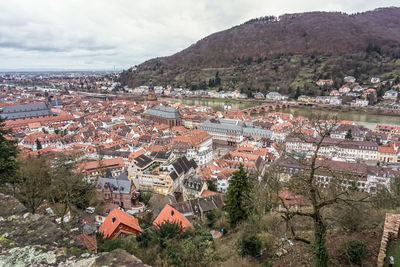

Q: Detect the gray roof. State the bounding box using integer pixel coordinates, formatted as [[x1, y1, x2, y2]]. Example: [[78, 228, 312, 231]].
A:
[[183, 176, 204, 191], [134, 154, 153, 168], [201, 118, 272, 138], [145, 105, 180, 119], [1, 102, 51, 120], [172, 156, 198, 175], [150, 150, 171, 160], [97, 173, 132, 194], [201, 119, 244, 134]]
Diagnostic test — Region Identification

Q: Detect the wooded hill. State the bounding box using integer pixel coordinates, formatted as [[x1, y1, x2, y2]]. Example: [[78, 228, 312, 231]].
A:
[[120, 7, 400, 97]]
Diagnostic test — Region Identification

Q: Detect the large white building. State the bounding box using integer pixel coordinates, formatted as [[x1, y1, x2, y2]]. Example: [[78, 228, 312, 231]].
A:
[[285, 137, 378, 161], [201, 118, 272, 145], [128, 153, 198, 195]]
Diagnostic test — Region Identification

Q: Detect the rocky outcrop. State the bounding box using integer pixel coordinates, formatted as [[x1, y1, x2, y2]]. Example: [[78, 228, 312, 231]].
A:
[[0, 193, 148, 266]]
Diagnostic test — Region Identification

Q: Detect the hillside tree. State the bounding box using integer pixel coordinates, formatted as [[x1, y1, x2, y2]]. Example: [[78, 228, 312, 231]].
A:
[[36, 139, 42, 150], [0, 115, 18, 188], [224, 165, 252, 227], [49, 153, 96, 226], [264, 115, 370, 267], [15, 156, 51, 214]]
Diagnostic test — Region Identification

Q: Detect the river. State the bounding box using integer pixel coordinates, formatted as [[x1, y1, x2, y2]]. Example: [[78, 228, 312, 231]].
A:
[[168, 98, 400, 130]]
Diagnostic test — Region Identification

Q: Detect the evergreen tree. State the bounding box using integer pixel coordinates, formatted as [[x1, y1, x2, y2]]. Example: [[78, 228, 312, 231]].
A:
[[0, 115, 18, 187], [215, 72, 221, 86], [224, 165, 252, 227], [345, 129, 353, 140], [294, 87, 301, 99], [208, 78, 215, 88], [206, 179, 217, 192], [36, 139, 42, 150]]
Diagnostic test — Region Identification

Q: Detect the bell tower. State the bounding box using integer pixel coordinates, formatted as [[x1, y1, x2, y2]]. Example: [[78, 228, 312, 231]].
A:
[[147, 79, 157, 101]]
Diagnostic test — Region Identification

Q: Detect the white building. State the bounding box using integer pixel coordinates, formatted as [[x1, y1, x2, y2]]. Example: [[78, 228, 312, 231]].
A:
[[266, 92, 286, 101], [383, 90, 398, 101]]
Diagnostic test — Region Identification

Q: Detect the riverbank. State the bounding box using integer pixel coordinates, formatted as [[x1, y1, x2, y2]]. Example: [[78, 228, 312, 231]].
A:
[[168, 97, 400, 130], [168, 96, 400, 117]]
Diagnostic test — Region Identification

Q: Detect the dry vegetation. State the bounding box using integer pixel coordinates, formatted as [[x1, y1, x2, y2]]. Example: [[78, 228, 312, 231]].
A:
[[120, 7, 400, 96]]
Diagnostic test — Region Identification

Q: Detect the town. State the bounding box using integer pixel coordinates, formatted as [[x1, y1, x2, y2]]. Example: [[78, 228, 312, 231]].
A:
[[1, 70, 400, 265], [1, 3, 400, 266]]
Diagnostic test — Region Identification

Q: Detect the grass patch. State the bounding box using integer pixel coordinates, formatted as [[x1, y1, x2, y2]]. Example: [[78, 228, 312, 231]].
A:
[[384, 238, 400, 267]]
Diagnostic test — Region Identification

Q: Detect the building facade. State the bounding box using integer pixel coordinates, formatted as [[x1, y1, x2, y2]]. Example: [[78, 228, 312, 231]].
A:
[[144, 105, 182, 127]]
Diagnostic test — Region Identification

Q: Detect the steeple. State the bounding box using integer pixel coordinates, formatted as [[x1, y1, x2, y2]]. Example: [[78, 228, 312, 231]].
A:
[[147, 79, 157, 101]]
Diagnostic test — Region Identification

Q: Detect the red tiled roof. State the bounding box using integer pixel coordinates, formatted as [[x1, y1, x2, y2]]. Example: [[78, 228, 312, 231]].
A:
[[99, 208, 142, 238], [153, 204, 193, 230], [78, 157, 124, 172], [200, 190, 218, 198], [379, 146, 396, 154]]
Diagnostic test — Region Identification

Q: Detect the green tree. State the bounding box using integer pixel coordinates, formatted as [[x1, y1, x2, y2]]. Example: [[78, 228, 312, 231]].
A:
[[224, 165, 252, 227], [206, 179, 217, 192], [346, 240, 365, 264], [345, 129, 353, 140], [35, 139, 42, 150], [0, 115, 18, 188], [153, 220, 183, 248], [294, 87, 301, 99], [215, 72, 221, 86], [237, 232, 262, 257]]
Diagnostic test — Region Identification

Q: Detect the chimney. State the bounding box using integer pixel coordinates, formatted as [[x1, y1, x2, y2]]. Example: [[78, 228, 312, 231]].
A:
[[112, 216, 116, 223], [171, 210, 174, 216]]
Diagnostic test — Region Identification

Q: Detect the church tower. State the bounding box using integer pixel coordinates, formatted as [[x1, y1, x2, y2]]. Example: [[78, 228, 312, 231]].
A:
[[147, 79, 157, 101]]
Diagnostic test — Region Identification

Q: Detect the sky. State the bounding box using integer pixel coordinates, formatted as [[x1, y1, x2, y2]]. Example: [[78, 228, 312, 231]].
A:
[[0, 0, 398, 71]]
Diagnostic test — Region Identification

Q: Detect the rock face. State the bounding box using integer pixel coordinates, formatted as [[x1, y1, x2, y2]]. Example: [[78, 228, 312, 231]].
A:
[[0, 193, 149, 267]]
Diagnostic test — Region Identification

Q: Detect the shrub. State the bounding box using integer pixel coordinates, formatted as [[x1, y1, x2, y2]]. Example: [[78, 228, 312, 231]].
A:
[[346, 240, 365, 264], [154, 221, 183, 248], [237, 232, 262, 257], [136, 230, 155, 248], [206, 209, 217, 228], [337, 206, 364, 232], [139, 191, 153, 206], [257, 232, 277, 258]]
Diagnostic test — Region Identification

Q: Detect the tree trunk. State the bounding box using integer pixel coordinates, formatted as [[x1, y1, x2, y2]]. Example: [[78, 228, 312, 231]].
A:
[[313, 214, 328, 267]]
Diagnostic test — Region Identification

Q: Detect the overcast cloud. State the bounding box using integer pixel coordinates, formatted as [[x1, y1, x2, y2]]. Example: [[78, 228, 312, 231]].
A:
[[0, 0, 398, 70]]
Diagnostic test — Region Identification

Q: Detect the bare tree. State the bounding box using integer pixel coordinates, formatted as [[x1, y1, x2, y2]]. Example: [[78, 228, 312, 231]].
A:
[[15, 155, 51, 214], [263, 115, 370, 267], [49, 152, 96, 228]]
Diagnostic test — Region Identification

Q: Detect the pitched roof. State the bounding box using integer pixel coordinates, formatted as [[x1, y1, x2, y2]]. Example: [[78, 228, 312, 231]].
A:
[[80, 157, 124, 172], [153, 204, 192, 230], [200, 190, 218, 197], [99, 208, 142, 238], [134, 154, 153, 168], [97, 174, 132, 194]]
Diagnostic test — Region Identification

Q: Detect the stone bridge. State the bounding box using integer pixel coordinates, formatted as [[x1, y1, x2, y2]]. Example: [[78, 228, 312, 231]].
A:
[[242, 102, 296, 116]]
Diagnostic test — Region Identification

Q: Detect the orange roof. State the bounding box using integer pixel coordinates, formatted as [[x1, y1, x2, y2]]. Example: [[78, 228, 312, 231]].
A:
[[379, 146, 396, 154], [78, 157, 124, 172], [153, 204, 193, 230], [76, 231, 97, 251], [99, 208, 142, 238], [201, 190, 218, 198], [28, 122, 41, 129], [279, 190, 304, 206]]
